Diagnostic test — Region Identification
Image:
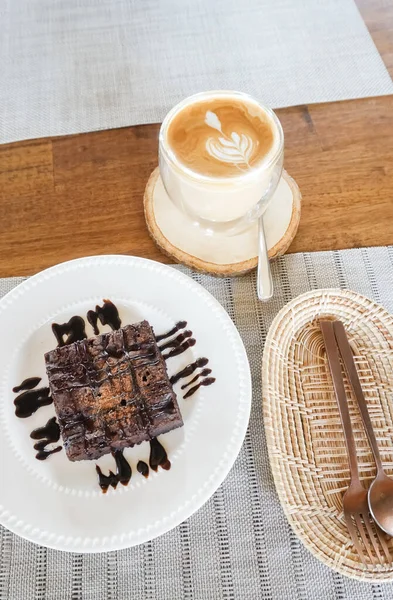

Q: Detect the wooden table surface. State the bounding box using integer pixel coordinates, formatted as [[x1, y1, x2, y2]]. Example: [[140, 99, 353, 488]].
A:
[[0, 0, 392, 278]]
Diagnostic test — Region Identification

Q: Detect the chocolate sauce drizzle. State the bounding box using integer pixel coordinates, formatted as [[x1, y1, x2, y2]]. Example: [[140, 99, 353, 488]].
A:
[[166, 352, 216, 398], [181, 368, 212, 389], [34, 442, 62, 461], [31, 416, 60, 442], [13, 377, 42, 393], [30, 416, 62, 460], [149, 438, 171, 471], [163, 339, 196, 360], [52, 316, 87, 347], [183, 377, 216, 399], [14, 387, 52, 418], [157, 321, 196, 359], [96, 449, 132, 493], [96, 466, 118, 493], [137, 460, 149, 478], [114, 450, 132, 486], [155, 321, 187, 343], [170, 358, 209, 385], [96, 440, 170, 491], [159, 330, 193, 352], [87, 299, 122, 335]]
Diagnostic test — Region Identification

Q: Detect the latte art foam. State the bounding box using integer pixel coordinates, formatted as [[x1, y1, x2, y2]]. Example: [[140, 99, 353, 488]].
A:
[[166, 97, 276, 178], [205, 111, 253, 166]]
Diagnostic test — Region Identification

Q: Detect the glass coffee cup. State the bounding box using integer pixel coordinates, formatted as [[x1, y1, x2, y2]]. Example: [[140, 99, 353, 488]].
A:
[[159, 90, 284, 236]]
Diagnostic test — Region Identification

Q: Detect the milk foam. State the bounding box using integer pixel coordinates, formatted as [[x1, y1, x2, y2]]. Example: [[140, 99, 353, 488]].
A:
[[204, 110, 254, 168], [165, 93, 278, 179]]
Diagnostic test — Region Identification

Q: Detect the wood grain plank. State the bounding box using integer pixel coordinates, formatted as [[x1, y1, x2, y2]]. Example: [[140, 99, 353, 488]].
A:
[[0, 0, 392, 276], [357, 0, 393, 76], [285, 97, 393, 253]]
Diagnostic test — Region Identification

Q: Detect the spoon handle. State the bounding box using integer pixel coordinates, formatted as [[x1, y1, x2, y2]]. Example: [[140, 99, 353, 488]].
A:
[[333, 320, 384, 473], [257, 216, 273, 301]]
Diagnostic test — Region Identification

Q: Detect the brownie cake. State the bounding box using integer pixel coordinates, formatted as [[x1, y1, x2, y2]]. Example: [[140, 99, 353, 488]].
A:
[[44, 321, 183, 461]]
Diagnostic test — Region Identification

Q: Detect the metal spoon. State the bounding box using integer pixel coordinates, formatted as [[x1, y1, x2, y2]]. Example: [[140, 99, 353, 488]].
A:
[[257, 215, 273, 301], [334, 320, 393, 536], [255, 154, 284, 302]]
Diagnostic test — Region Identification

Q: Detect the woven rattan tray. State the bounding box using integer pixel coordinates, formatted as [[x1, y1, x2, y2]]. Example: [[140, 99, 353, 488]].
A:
[[262, 289, 393, 582]]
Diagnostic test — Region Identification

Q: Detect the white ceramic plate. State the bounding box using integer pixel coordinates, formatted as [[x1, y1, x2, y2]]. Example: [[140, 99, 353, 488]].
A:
[[0, 256, 251, 552]]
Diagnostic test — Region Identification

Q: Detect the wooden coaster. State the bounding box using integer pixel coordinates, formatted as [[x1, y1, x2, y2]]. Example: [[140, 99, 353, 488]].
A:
[[144, 167, 301, 277]]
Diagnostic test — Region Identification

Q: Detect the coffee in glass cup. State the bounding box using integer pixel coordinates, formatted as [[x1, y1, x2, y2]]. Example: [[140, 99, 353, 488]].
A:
[[159, 90, 284, 234]]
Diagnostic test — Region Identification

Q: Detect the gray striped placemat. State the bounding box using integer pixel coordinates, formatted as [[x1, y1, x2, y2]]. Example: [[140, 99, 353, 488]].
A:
[[1, 246, 393, 599]]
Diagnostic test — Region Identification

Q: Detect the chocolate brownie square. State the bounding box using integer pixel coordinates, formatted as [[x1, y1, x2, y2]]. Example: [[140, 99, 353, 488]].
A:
[[45, 321, 183, 461]]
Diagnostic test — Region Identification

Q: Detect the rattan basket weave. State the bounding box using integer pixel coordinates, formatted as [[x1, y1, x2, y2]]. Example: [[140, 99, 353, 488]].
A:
[[262, 289, 393, 581]]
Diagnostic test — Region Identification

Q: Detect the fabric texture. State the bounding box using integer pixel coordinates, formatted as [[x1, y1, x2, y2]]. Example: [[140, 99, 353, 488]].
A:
[[0, 246, 393, 598], [1, 0, 393, 144]]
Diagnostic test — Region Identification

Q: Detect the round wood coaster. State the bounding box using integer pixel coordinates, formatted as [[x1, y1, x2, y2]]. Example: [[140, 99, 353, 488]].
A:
[[144, 167, 301, 277]]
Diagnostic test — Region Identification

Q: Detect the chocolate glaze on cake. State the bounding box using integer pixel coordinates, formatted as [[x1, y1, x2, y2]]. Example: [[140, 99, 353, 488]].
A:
[[45, 321, 183, 462]]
